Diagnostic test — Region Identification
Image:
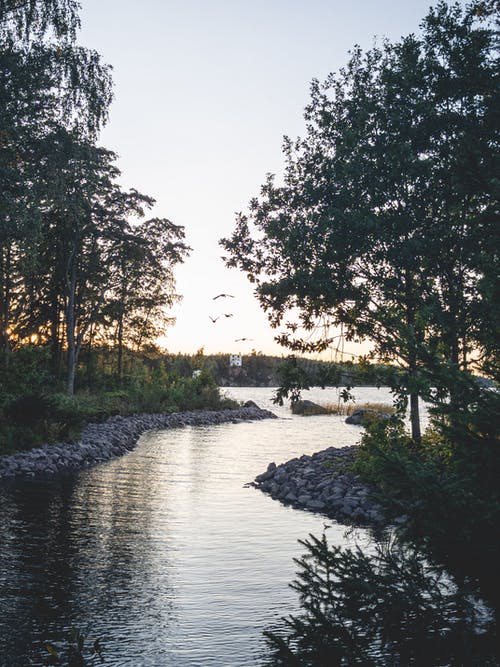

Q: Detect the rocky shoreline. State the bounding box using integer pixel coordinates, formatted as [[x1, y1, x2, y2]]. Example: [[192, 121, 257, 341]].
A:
[[0, 406, 277, 480], [253, 445, 392, 527]]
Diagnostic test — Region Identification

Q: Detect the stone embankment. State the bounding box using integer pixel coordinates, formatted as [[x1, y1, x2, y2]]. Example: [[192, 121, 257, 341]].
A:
[[253, 445, 388, 526], [0, 406, 277, 480]]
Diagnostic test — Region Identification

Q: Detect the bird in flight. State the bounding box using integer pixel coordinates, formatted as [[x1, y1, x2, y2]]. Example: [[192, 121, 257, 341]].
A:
[[209, 316, 219, 323], [224, 313, 234, 318], [213, 293, 234, 300], [235, 337, 253, 342]]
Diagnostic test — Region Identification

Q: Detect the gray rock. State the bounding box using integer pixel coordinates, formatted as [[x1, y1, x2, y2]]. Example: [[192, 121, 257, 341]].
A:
[[306, 500, 326, 510], [368, 509, 384, 523], [252, 443, 390, 528], [345, 408, 391, 425], [255, 462, 276, 483], [0, 406, 277, 480], [291, 400, 329, 416], [325, 497, 344, 510]]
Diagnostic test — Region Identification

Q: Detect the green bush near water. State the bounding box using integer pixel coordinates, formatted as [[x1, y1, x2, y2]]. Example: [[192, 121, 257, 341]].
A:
[[0, 348, 238, 456], [263, 533, 497, 666], [352, 389, 500, 608]]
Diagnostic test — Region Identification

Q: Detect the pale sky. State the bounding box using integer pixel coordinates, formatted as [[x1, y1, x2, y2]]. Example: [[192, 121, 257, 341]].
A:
[[79, 0, 463, 358]]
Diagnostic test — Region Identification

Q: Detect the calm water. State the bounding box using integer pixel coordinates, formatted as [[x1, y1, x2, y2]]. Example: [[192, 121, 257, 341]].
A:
[[0, 387, 395, 666]]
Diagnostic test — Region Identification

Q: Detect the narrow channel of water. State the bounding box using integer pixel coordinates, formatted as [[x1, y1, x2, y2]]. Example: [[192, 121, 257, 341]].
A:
[[0, 387, 392, 666]]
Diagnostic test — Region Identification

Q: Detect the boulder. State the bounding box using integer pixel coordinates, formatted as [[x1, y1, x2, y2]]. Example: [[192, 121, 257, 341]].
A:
[[291, 400, 329, 416], [345, 408, 391, 425], [243, 400, 259, 408]]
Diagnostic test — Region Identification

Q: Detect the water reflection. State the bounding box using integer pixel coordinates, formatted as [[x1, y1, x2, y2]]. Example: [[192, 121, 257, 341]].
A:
[[0, 387, 383, 666]]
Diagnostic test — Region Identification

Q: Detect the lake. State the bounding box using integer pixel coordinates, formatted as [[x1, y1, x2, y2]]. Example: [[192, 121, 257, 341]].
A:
[[0, 386, 395, 666]]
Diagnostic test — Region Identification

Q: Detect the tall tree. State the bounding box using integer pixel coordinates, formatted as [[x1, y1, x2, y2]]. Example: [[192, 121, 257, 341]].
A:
[[221, 2, 499, 440], [0, 0, 112, 358], [105, 217, 190, 380]]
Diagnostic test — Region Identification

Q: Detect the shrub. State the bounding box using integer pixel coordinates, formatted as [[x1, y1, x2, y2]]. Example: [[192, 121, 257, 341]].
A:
[[352, 396, 500, 607], [263, 533, 496, 666]]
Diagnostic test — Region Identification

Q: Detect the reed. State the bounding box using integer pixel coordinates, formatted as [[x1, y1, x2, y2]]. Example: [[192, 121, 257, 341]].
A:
[[319, 401, 395, 416]]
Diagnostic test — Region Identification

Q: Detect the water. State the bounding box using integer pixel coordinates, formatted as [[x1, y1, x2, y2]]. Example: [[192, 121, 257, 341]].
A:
[[0, 387, 394, 666]]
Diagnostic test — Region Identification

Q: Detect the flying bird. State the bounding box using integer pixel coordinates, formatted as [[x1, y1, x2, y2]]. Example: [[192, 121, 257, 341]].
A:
[[235, 337, 253, 342], [224, 313, 234, 318], [213, 293, 235, 300], [209, 316, 219, 323]]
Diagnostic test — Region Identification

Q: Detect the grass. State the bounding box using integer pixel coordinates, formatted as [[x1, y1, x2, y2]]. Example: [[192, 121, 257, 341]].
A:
[[308, 401, 395, 416]]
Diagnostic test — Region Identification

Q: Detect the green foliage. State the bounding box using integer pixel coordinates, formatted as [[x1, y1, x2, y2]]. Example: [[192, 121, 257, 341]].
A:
[[0, 0, 188, 397], [274, 357, 312, 405], [273, 356, 400, 406], [264, 533, 496, 666], [221, 1, 499, 441], [0, 346, 52, 405], [0, 348, 237, 455], [352, 387, 500, 606]]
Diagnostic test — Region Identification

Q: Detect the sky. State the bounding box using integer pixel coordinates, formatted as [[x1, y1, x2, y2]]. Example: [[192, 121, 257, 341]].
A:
[[78, 0, 462, 358]]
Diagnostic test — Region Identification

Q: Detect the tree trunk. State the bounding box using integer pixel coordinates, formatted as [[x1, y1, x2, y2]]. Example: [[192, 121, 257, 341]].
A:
[[66, 257, 77, 396], [410, 392, 421, 443], [404, 272, 422, 443], [117, 313, 124, 381], [50, 297, 62, 376], [67, 343, 76, 396], [0, 245, 12, 364], [117, 277, 126, 382]]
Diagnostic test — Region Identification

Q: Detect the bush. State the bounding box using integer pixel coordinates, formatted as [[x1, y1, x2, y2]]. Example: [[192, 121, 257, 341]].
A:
[[263, 533, 497, 666], [352, 396, 500, 608], [0, 353, 236, 456]]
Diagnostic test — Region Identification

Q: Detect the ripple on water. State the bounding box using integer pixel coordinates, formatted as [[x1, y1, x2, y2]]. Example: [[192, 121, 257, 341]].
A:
[[0, 387, 390, 666]]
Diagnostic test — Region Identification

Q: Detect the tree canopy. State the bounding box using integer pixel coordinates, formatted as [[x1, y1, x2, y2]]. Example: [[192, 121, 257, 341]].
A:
[[0, 0, 190, 395], [221, 1, 499, 439]]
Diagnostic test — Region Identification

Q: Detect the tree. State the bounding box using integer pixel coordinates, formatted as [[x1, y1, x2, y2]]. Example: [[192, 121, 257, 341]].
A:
[[22, 130, 189, 394], [0, 0, 80, 43], [0, 0, 112, 360], [0, 0, 191, 395], [221, 2, 499, 441], [106, 216, 190, 380]]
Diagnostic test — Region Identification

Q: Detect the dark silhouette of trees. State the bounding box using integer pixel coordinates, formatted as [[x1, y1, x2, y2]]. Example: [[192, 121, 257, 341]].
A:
[[0, 0, 189, 394], [221, 2, 499, 441]]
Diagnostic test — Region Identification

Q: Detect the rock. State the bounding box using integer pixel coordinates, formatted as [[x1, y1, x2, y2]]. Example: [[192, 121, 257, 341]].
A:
[[0, 406, 277, 480], [274, 468, 288, 483], [269, 482, 279, 495], [306, 499, 326, 510], [291, 400, 329, 416], [368, 509, 384, 523], [255, 462, 276, 483], [345, 408, 391, 425], [243, 400, 259, 409], [252, 443, 389, 528], [325, 497, 344, 510], [392, 514, 409, 525]]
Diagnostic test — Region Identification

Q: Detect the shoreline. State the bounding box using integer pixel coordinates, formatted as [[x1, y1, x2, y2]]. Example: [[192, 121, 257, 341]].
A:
[[0, 406, 277, 480], [252, 445, 396, 528]]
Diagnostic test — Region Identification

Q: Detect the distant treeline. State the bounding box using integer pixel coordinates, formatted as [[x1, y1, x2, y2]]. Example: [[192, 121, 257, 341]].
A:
[[161, 351, 402, 388], [0, 343, 398, 455]]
